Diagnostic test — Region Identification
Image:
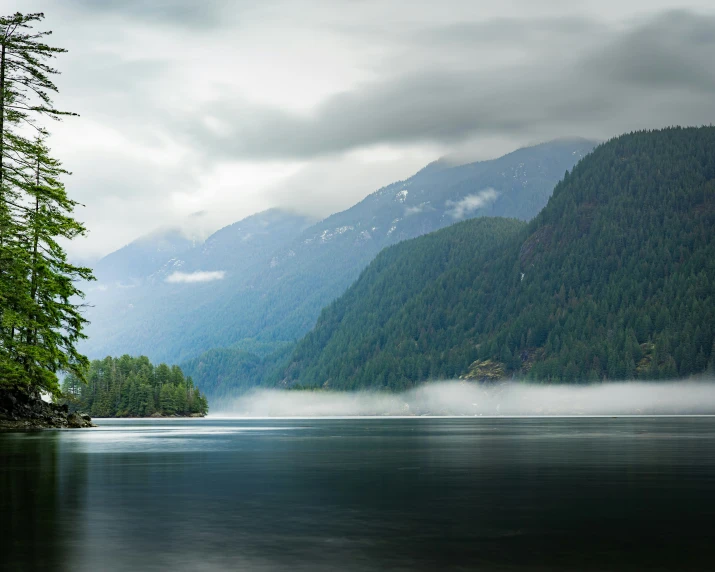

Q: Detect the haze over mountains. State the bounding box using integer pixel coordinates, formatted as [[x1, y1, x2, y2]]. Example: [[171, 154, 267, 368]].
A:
[[84, 138, 596, 370]]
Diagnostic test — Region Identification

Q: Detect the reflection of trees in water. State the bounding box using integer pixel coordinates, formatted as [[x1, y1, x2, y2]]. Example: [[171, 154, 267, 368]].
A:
[[0, 433, 85, 572]]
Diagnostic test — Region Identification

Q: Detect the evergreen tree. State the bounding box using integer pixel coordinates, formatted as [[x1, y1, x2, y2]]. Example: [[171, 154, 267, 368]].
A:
[[0, 12, 91, 395], [160, 384, 176, 416], [60, 355, 209, 417]]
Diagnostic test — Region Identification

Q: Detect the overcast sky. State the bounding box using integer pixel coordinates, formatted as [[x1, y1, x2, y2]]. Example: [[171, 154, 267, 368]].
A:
[[5, 0, 715, 260]]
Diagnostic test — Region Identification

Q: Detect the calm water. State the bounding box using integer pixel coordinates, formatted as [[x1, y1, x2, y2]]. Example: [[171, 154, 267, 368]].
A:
[[2, 417, 715, 571]]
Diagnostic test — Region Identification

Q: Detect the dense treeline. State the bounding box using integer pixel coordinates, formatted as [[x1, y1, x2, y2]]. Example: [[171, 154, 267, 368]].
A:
[[276, 218, 525, 389], [0, 13, 92, 395], [278, 127, 715, 389], [62, 356, 208, 417], [181, 348, 262, 401], [181, 343, 293, 401]]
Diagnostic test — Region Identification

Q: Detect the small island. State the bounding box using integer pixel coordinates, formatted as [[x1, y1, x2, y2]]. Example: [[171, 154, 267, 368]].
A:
[[61, 355, 209, 418]]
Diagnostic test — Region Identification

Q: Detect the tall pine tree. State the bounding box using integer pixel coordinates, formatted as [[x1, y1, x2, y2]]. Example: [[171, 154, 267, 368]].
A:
[[0, 12, 92, 394]]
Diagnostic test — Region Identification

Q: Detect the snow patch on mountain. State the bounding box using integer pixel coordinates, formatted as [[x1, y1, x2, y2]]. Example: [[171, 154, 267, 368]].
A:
[[319, 226, 355, 243]]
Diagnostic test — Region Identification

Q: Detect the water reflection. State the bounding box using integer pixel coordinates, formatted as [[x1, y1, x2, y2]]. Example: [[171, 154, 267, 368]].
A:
[[0, 432, 84, 572], [2, 418, 715, 571]]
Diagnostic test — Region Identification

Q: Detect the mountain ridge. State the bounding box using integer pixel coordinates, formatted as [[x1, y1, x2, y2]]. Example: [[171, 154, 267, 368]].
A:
[[274, 127, 715, 389], [83, 138, 597, 365]]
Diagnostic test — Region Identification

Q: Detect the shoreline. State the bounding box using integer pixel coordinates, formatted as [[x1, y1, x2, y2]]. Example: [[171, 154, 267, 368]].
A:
[[94, 413, 207, 420], [0, 388, 94, 430]]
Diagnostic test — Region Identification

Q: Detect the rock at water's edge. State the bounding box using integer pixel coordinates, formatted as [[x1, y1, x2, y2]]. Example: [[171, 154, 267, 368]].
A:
[[0, 387, 94, 430], [66, 411, 94, 429]]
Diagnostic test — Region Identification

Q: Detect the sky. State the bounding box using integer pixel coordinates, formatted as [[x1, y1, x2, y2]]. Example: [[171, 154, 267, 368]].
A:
[[4, 0, 715, 261]]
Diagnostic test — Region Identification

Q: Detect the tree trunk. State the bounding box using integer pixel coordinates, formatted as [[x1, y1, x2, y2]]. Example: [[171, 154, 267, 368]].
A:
[[27, 156, 40, 348], [0, 42, 6, 192]]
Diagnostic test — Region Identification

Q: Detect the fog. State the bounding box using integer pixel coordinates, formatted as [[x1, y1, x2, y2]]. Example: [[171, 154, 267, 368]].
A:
[[212, 380, 715, 417]]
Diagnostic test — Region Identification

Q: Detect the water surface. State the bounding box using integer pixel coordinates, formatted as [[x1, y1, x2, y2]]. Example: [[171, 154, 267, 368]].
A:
[[2, 417, 715, 571]]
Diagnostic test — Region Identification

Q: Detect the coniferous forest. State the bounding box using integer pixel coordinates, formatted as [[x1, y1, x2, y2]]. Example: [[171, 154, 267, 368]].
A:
[[180, 348, 262, 402], [278, 127, 715, 390], [0, 13, 93, 397], [61, 356, 208, 418], [0, 14, 209, 422]]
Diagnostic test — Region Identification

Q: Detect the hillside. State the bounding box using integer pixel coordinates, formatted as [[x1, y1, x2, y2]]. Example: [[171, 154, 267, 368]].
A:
[[82, 209, 317, 362], [277, 127, 715, 389], [180, 343, 293, 403], [211, 139, 597, 349], [92, 228, 197, 286], [83, 139, 596, 365]]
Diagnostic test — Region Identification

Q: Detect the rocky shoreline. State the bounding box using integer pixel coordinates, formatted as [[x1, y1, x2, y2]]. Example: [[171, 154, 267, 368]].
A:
[[0, 388, 94, 430]]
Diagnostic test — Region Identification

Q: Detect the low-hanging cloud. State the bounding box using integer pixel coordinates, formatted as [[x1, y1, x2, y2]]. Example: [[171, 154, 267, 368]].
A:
[[405, 204, 428, 216], [446, 189, 499, 219], [212, 380, 715, 417], [166, 270, 226, 284]]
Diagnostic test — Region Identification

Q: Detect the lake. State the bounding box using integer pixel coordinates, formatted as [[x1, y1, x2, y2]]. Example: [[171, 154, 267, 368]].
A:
[[2, 417, 715, 571]]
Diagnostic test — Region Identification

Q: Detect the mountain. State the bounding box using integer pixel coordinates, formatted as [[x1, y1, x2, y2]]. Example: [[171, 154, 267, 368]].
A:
[[82, 209, 317, 362], [83, 138, 596, 365], [92, 228, 197, 286], [276, 127, 715, 389], [214, 138, 597, 347]]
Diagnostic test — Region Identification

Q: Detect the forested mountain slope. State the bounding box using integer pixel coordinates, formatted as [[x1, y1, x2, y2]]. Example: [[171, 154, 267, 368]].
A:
[[83, 139, 595, 366], [210, 138, 597, 348], [278, 127, 715, 389], [180, 343, 293, 403]]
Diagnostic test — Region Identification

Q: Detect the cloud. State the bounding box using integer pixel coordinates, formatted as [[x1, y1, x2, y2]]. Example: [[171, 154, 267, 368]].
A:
[[404, 204, 427, 216], [262, 143, 439, 219], [187, 11, 715, 161], [446, 189, 499, 219], [166, 271, 226, 284], [65, 0, 235, 29], [5, 2, 715, 259]]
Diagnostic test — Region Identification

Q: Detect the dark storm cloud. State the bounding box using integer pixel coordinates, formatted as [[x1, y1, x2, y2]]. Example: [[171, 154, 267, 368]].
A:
[[190, 10, 715, 161]]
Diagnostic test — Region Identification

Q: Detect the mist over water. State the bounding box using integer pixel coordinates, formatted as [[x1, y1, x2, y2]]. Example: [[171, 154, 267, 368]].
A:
[[213, 379, 715, 417]]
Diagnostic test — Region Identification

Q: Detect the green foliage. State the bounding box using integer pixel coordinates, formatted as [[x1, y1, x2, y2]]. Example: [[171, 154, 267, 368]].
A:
[[0, 12, 91, 394], [83, 140, 595, 365], [279, 127, 715, 389], [181, 343, 294, 401], [61, 355, 208, 417], [275, 217, 525, 389]]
